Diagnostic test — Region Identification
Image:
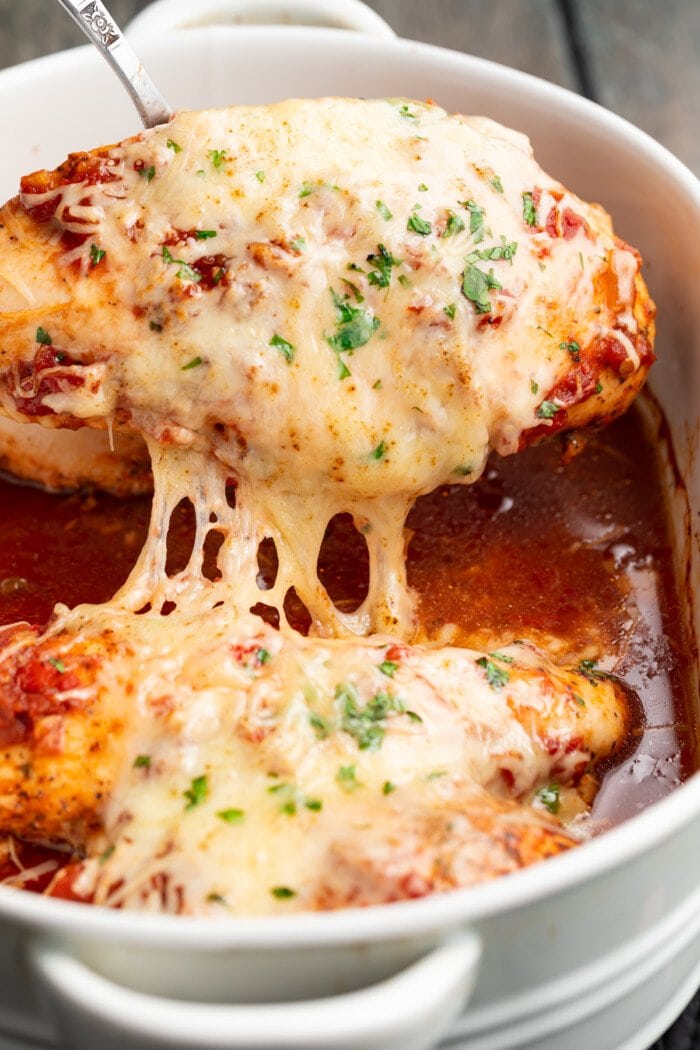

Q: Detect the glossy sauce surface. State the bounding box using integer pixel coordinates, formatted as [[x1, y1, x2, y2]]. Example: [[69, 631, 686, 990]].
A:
[[0, 403, 694, 875]]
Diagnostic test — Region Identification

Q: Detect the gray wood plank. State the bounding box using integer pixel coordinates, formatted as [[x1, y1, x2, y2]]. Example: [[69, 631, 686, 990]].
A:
[[0, 0, 575, 89], [576, 0, 700, 174]]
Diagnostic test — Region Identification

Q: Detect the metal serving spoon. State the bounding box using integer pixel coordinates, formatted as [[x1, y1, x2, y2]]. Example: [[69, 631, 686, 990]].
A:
[[56, 0, 172, 128]]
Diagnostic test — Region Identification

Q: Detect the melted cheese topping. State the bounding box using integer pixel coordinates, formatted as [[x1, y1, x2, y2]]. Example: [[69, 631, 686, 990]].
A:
[[0, 99, 653, 914]]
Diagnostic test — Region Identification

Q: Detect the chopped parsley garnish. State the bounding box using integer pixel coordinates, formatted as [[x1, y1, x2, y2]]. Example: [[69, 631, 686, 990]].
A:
[[337, 684, 408, 751], [255, 170, 265, 183], [467, 238, 517, 263], [208, 149, 227, 170], [207, 893, 228, 905], [36, 327, 51, 345], [90, 244, 106, 266], [537, 783, 560, 814], [476, 656, 509, 690], [462, 262, 502, 314], [522, 191, 538, 227], [530, 379, 539, 395], [133, 754, 151, 768], [490, 651, 514, 663], [379, 659, 398, 677], [406, 710, 423, 723], [304, 798, 323, 812], [407, 210, 432, 236], [309, 711, 332, 739], [577, 659, 610, 685], [442, 211, 465, 238], [184, 774, 208, 810], [291, 237, 306, 252], [99, 845, 115, 864], [181, 356, 203, 371], [376, 200, 393, 220], [418, 182, 428, 192], [373, 379, 382, 389], [269, 333, 295, 364], [382, 780, 396, 795], [298, 181, 339, 198], [326, 290, 380, 379], [463, 199, 485, 243], [217, 808, 245, 823], [426, 769, 447, 780], [162, 245, 201, 283], [444, 303, 456, 320], [341, 279, 364, 302], [397, 274, 410, 287], [48, 657, 65, 673], [398, 103, 419, 123], [280, 800, 297, 816], [536, 400, 559, 419], [166, 139, 182, 153], [574, 694, 586, 707], [139, 165, 155, 182], [560, 340, 581, 361], [595, 382, 603, 394], [271, 886, 296, 899], [336, 764, 359, 790], [257, 648, 271, 664], [370, 440, 386, 461], [453, 465, 473, 476], [195, 229, 217, 240], [366, 243, 401, 288], [490, 174, 504, 193]]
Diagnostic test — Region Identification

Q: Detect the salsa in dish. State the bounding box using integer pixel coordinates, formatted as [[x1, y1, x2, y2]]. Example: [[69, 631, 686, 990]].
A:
[[0, 97, 673, 915]]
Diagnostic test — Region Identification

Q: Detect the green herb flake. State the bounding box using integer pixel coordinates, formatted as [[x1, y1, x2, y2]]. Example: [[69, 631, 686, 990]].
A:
[[536, 400, 559, 420], [366, 243, 401, 288], [373, 379, 382, 390], [522, 191, 538, 227], [577, 659, 611, 685], [378, 659, 398, 677], [175, 262, 201, 283], [442, 211, 466, 238], [271, 886, 296, 899], [99, 845, 115, 865], [595, 382, 603, 394], [298, 182, 316, 198], [257, 648, 271, 664], [466, 238, 518, 263], [336, 764, 359, 789], [208, 149, 227, 171], [304, 798, 323, 812], [462, 262, 502, 314], [426, 769, 448, 780], [407, 210, 432, 236], [574, 694, 586, 707], [490, 651, 514, 664], [280, 800, 297, 816], [326, 290, 380, 378], [133, 754, 151, 769], [444, 303, 456, 320], [490, 174, 504, 193], [195, 229, 217, 240], [453, 465, 472, 477], [90, 244, 106, 266], [166, 139, 182, 153], [255, 170, 266, 183], [140, 165, 155, 182], [398, 103, 419, 124], [463, 199, 485, 243], [267, 782, 289, 794], [406, 710, 423, 723], [397, 273, 410, 287], [560, 340, 581, 362], [530, 379, 539, 395], [476, 656, 509, 690], [418, 182, 428, 192], [184, 774, 208, 810], [341, 279, 364, 303], [181, 356, 203, 371], [309, 711, 332, 739], [269, 333, 295, 364], [207, 893, 228, 905], [48, 657, 66, 673], [217, 808, 245, 823], [291, 237, 306, 252], [382, 780, 396, 795], [36, 326, 51, 346], [370, 440, 386, 461], [537, 783, 560, 814], [376, 200, 393, 221]]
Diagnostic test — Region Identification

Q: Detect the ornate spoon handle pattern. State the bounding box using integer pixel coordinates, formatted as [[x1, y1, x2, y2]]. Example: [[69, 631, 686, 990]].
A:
[[55, 0, 173, 128]]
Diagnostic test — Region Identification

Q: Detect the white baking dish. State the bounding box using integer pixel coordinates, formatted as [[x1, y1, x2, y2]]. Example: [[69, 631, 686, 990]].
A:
[[0, 3, 699, 1048]]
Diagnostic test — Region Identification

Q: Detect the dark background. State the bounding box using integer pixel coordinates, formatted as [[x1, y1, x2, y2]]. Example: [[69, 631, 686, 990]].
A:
[[0, 2, 698, 1048]]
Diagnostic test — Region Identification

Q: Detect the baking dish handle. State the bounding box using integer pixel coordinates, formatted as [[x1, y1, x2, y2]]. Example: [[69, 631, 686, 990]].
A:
[[29, 932, 479, 1050], [126, 0, 396, 40]]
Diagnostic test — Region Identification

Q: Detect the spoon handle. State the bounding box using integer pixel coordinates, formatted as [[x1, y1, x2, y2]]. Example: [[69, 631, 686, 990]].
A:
[[55, 0, 173, 128]]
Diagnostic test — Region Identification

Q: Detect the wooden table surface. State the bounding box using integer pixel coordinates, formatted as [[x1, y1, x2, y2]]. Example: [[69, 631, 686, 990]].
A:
[[0, 3, 698, 1050]]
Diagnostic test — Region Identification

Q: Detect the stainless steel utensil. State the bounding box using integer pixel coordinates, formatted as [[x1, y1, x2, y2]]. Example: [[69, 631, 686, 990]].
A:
[[55, 0, 172, 128]]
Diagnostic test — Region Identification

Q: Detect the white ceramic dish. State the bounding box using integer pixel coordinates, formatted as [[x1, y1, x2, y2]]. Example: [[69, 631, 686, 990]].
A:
[[0, 3, 699, 1049]]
